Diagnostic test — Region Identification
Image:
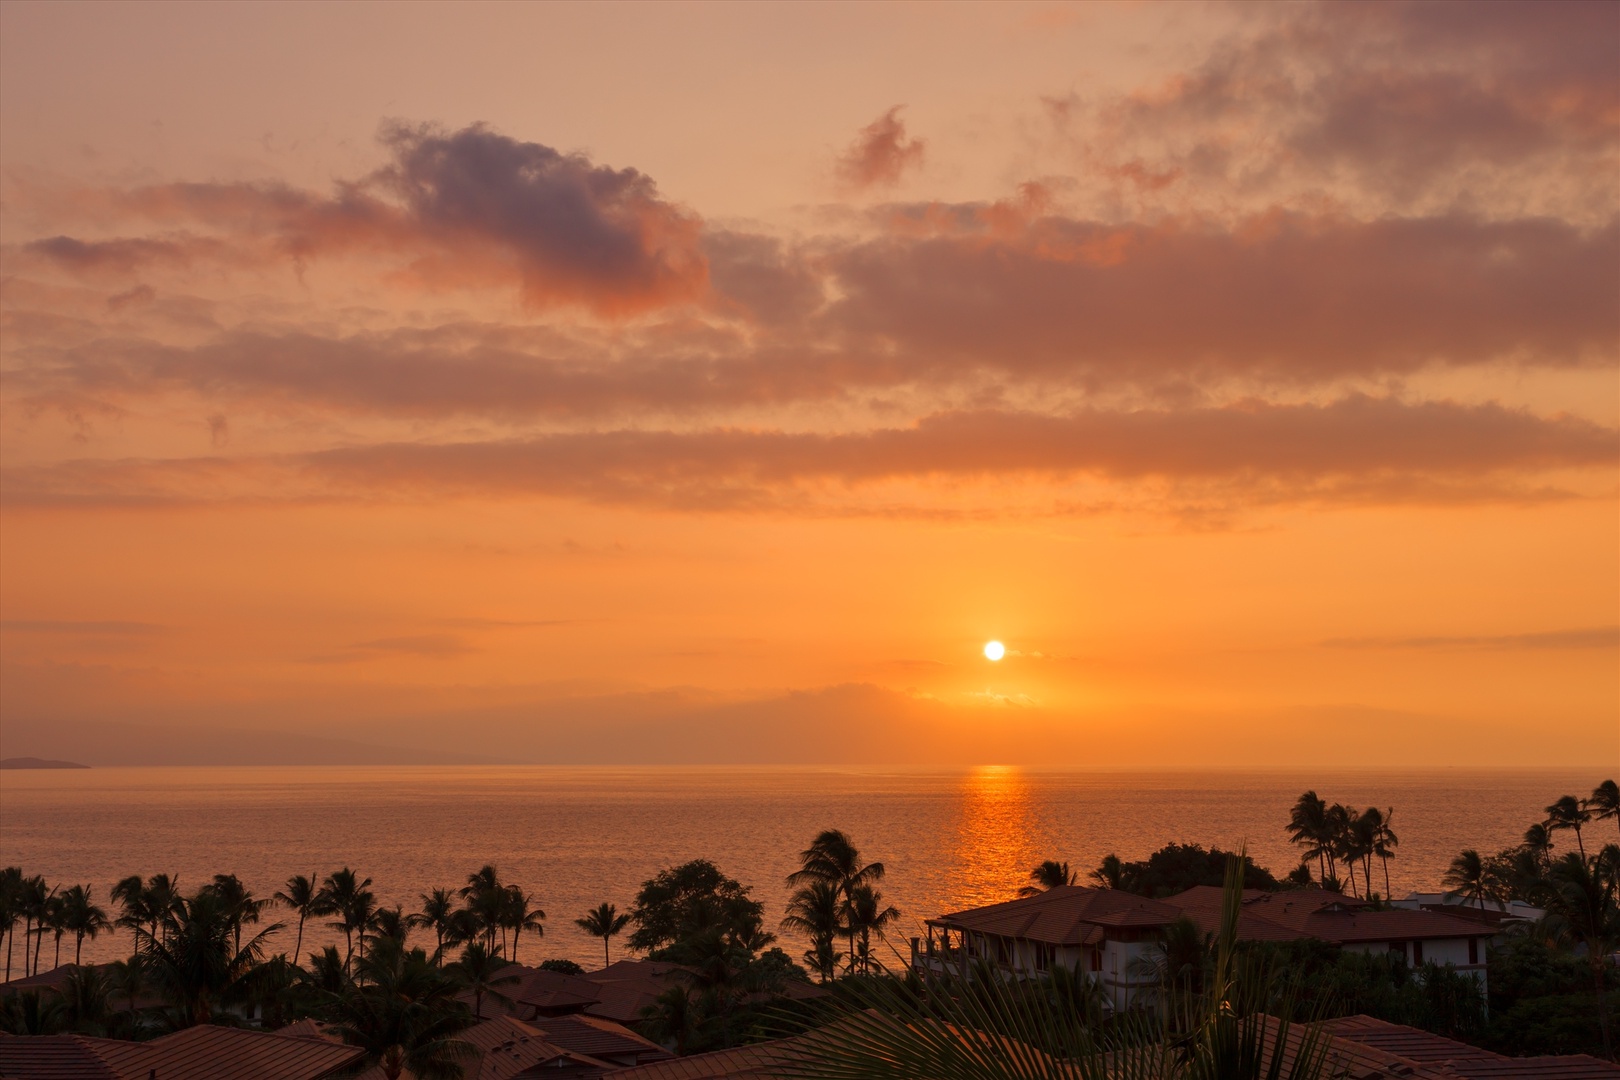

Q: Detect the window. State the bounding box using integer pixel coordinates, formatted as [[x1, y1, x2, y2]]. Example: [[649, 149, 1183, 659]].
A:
[[1412, 940, 1424, 965], [1468, 938, 1478, 965]]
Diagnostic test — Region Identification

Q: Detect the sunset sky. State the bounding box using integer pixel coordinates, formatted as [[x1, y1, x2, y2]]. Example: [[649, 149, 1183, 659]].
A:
[[1, 1, 1615, 767]]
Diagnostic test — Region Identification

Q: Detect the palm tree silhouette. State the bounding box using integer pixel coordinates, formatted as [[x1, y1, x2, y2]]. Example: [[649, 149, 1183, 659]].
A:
[[206, 874, 268, 957], [1539, 850, 1620, 1059], [138, 888, 283, 1026], [1089, 854, 1127, 890], [844, 884, 901, 975], [274, 873, 323, 966], [1523, 822, 1556, 867], [502, 885, 545, 964], [788, 830, 885, 977], [408, 887, 458, 966], [1285, 791, 1331, 881], [460, 865, 505, 953], [58, 885, 111, 966], [332, 938, 477, 1079], [1441, 849, 1494, 910], [1546, 794, 1593, 859], [448, 939, 517, 1019], [576, 902, 631, 968], [320, 868, 375, 975], [1590, 779, 1620, 842], [781, 881, 844, 982], [17, 876, 49, 977], [1370, 807, 1399, 899], [1018, 860, 1078, 897]]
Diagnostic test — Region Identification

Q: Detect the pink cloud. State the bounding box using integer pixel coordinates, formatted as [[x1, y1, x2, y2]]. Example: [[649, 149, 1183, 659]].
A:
[[836, 106, 926, 191]]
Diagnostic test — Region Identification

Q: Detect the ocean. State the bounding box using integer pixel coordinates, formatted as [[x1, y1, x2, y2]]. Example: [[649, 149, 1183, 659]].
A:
[[0, 765, 1604, 972]]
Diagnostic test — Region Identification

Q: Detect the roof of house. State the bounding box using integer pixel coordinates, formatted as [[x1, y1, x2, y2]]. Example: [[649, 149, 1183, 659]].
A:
[[529, 1012, 671, 1064], [0, 1026, 365, 1080], [1324, 1015, 1620, 1079], [928, 885, 1184, 944], [1164, 887, 1494, 947], [457, 1015, 614, 1080], [582, 960, 691, 1026]]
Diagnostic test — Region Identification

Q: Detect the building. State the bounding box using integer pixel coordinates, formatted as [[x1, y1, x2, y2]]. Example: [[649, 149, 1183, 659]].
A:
[[914, 884, 1497, 1009]]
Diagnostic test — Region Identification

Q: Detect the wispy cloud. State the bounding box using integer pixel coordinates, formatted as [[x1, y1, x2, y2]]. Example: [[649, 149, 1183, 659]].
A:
[[1322, 626, 1620, 650]]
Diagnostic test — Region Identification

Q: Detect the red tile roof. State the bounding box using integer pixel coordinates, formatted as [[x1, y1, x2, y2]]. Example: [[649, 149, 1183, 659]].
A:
[[1324, 1015, 1620, 1079], [928, 885, 1183, 944], [1163, 887, 1494, 947], [0, 1026, 364, 1080], [529, 1012, 670, 1064]]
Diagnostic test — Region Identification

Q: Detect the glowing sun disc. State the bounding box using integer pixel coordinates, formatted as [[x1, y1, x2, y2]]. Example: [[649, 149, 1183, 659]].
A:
[[983, 640, 1006, 661]]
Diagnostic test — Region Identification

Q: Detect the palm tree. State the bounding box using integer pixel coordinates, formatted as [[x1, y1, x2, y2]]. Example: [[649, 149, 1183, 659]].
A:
[[1591, 779, 1620, 842], [781, 882, 843, 983], [138, 888, 283, 1026], [1538, 850, 1620, 1059], [43, 893, 67, 971], [206, 874, 268, 956], [106, 957, 148, 1035], [327, 939, 477, 1080], [1324, 802, 1352, 885], [1371, 807, 1399, 899], [1523, 822, 1556, 867], [1089, 853, 1127, 890], [459, 866, 505, 953], [788, 830, 885, 975], [60, 964, 114, 1034], [0, 866, 21, 982], [371, 905, 410, 946], [1285, 790, 1332, 881], [1018, 860, 1078, 898], [58, 885, 112, 966], [502, 886, 545, 964], [1546, 794, 1593, 859], [275, 873, 324, 965], [408, 888, 458, 966], [844, 884, 900, 975], [446, 940, 517, 1020], [577, 902, 632, 968], [18, 876, 51, 977], [1441, 849, 1494, 910], [321, 868, 375, 975]]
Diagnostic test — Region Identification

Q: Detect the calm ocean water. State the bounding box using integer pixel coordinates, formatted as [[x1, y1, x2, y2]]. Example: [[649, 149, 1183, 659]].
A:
[[0, 766, 1604, 972]]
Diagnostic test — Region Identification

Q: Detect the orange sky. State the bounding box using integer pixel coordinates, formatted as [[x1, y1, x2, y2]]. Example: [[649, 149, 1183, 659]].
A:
[[1, 1, 1616, 766]]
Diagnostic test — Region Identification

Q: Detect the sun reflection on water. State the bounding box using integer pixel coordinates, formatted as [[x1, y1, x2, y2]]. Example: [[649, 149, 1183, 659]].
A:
[[949, 765, 1041, 910]]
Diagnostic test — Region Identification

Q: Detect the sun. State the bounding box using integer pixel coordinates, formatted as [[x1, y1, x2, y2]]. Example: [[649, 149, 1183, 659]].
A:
[[983, 640, 1006, 661]]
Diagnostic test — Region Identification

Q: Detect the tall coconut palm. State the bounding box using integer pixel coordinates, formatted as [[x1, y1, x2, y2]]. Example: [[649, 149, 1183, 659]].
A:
[[502, 886, 545, 964], [447, 940, 517, 1020], [206, 873, 268, 956], [138, 888, 283, 1026], [576, 902, 632, 969], [1089, 853, 1127, 890], [1546, 794, 1593, 859], [321, 868, 376, 975], [1018, 860, 1078, 898], [1441, 849, 1494, 910], [58, 885, 111, 966], [275, 873, 324, 966], [1285, 790, 1332, 881], [844, 884, 901, 975], [780, 883, 844, 982], [1324, 803, 1354, 893], [18, 876, 51, 977], [1591, 779, 1620, 842], [459, 866, 505, 952], [1523, 822, 1556, 867], [1371, 807, 1399, 899], [43, 893, 67, 971], [370, 906, 410, 946], [0, 866, 21, 982], [408, 888, 458, 966], [788, 830, 885, 975]]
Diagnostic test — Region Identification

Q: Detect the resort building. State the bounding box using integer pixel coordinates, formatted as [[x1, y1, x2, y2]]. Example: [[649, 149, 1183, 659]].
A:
[[913, 884, 1497, 1009]]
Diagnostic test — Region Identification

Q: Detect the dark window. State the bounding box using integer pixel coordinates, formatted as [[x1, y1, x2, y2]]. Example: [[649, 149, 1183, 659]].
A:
[[1468, 938, 1478, 965], [1388, 941, 1405, 960], [1412, 940, 1424, 965]]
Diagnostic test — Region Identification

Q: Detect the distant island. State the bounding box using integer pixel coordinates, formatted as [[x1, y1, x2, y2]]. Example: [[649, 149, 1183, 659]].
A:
[[0, 756, 90, 769]]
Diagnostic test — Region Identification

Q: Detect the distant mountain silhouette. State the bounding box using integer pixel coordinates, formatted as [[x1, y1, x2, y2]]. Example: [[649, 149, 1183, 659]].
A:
[[0, 756, 90, 769]]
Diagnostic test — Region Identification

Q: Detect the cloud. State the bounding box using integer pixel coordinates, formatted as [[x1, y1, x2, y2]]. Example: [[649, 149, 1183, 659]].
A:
[[837, 106, 926, 190], [20, 123, 707, 316], [3, 396, 1611, 514], [1323, 626, 1620, 650], [303, 634, 478, 663]]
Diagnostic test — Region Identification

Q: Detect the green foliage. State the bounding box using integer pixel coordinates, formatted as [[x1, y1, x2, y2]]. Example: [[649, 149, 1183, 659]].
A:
[[540, 957, 585, 975], [629, 859, 770, 956], [1096, 844, 1281, 899]]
